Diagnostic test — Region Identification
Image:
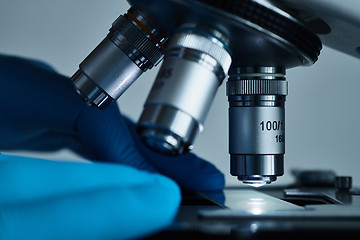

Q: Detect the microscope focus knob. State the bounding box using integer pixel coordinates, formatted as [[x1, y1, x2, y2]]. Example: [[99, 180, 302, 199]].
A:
[[335, 176, 352, 191]]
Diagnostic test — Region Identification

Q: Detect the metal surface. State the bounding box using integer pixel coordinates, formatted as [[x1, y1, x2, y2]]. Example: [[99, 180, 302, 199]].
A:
[[138, 104, 199, 154], [230, 155, 284, 185], [138, 27, 231, 154], [229, 106, 285, 154], [270, 0, 360, 59], [228, 67, 287, 185], [128, 0, 321, 68], [71, 7, 166, 109]]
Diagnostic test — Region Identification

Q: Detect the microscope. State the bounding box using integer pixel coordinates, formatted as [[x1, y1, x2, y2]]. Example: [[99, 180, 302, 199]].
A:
[[70, 0, 358, 187]]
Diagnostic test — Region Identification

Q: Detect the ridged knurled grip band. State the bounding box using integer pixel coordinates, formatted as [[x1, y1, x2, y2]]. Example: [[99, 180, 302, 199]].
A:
[[110, 14, 164, 69], [227, 79, 288, 96]]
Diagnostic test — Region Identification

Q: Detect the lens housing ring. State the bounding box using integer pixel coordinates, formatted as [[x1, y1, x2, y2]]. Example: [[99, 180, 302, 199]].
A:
[[227, 79, 288, 96], [231, 154, 284, 183]]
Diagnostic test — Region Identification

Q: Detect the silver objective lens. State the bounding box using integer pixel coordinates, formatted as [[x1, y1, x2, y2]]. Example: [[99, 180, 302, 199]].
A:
[[71, 8, 166, 109], [138, 27, 232, 155], [227, 66, 288, 186]]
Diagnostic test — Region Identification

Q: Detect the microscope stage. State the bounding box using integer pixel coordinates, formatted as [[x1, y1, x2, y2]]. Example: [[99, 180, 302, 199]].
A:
[[146, 187, 360, 239], [199, 188, 360, 220]]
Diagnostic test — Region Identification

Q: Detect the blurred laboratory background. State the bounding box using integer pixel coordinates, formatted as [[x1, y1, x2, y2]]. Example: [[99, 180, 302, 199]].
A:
[[1, 0, 359, 186]]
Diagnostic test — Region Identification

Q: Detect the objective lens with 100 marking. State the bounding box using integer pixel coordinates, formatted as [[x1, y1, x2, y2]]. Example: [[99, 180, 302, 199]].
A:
[[227, 66, 288, 186]]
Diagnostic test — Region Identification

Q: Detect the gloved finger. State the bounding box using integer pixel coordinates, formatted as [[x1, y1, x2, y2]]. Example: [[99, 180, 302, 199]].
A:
[[0, 55, 89, 153], [0, 129, 94, 159], [1, 188, 178, 240], [0, 154, 180, 240], [124, 117, 225, 192], [0, 154, 160, 204], [76, 103, 157, 172], [0, 55, 156, 172], [0, 55, 83, 131]]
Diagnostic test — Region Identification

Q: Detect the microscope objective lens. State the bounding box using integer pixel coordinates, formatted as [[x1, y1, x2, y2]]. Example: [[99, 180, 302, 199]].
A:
[[228, 67, 287, 185], [138, 25, 232, 155], [71, 7, 166, 109]]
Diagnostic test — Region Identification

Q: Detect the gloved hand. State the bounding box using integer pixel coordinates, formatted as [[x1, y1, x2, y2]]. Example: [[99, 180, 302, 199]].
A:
[[0, 54, 224, 239], [0, 154, 180, 239]]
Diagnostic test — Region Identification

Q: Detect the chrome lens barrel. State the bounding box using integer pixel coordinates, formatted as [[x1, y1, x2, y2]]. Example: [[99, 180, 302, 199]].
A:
[[227, 66, 288, 186], [138, 26, 232, 155], [71, 8, 166, 109]]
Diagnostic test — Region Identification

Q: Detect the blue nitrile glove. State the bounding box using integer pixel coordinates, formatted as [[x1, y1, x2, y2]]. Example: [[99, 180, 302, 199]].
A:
[[0, 154, 180, 239], [0, 54, 225, 239]]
